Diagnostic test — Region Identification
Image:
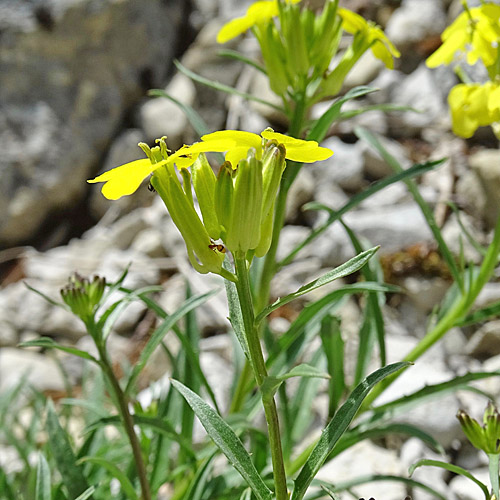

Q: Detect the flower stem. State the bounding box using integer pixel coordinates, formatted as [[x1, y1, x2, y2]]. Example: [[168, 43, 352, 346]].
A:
[[94, 338, 151, 500], [234, 255, 288, 500], [489, 453, 500, 500]]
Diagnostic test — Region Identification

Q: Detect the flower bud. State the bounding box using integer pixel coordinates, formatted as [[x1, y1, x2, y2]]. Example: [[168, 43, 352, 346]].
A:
[[152, 164, 224, 275], [457, 401, 500, 455], [191, 154, 221, 240], [61, 274, 106, 323], [261, 141, 286, 220], [225, 150, 263, 255], [215, 161, 235, 239]]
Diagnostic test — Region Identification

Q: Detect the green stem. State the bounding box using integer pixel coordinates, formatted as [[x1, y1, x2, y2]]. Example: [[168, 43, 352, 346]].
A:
[[234, 255, 288, 500], [229, 361, 252, 413], [364, 213, 500, 408], [95, 338, 151, 500], [489, 453, 499, 500]]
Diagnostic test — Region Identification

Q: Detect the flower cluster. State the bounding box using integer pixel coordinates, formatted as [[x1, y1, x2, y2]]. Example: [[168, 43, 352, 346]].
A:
[[426, 2, 500, 138], [89, 130, 332, 278], [216, 0, 399, 101]]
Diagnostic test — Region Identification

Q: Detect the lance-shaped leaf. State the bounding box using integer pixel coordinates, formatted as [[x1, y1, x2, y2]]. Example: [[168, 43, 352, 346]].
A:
[[291, 361, 410, 500], [171, 379, 272, 500], [257, 247, 379, 323]]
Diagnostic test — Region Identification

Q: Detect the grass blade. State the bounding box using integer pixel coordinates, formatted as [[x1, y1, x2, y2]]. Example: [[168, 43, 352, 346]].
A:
[[77, 457, 139, 500], [171, 379, 273, 500], [46, 400, 92, 499], [291, 362, 410, 500], [217, 49, 267, 74], [74, 487, 97, 500], [258, 248, 379, 322], [409, 459, 489, 499], [355, 126, 463, 291], [280, 159, 444, 267], [35, 453, 51, 500], [125, 289, 218, 393], [175, 60, 283, 112], [18, 338, 99, 364], [307, 86, 379, 143]]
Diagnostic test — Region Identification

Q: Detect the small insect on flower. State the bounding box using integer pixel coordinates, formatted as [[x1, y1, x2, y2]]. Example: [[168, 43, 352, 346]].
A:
[[208, 240, 226, 254], [148, 182, 156, 193]]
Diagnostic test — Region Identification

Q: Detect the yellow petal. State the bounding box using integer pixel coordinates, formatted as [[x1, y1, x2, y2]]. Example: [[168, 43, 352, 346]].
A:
[[338, 8, 368, 35], [217, 0, 279, 43], [202, 130, 261, 149], [87, 159, 160, 200], [285, 144, 333, 163]]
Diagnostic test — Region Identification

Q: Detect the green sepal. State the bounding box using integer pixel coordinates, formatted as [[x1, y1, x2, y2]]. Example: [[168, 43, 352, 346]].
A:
[[215, 161, 235, 235], [152, 165, 224, 275], [192, 154, 221, 240], [226, 152, 263, 254]]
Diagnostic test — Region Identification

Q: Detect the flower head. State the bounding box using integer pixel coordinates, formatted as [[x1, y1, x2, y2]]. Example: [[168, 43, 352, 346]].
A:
[[88, 138, 197, 200], [448, 81, 500, 138], [457, 402, 500, 455], [426, 3, 500, 69], [61, 274, 106, 323], [338, 8, 400, 69], [217, 0, 301, 44]]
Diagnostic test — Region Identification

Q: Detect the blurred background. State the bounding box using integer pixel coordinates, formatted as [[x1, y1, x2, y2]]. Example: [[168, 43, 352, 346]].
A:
[[1, 1, 500, 498]]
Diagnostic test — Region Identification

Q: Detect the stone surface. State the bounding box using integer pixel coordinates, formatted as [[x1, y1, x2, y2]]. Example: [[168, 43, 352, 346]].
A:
[[466, 321, 500, 359], [0, 0, 185, 246]]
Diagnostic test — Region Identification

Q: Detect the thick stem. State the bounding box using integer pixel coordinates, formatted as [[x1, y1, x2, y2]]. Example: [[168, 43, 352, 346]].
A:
[[97, 343, 151, 500], [234, 256, 288, 500]]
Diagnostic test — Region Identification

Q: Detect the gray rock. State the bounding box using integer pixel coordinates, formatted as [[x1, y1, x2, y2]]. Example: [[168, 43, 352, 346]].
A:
[[466, 321, 500, 359], [0, 347, 65, 393], [285, 167, 316, 222], [401, 276, 450, 313], [449, 468, 489, 500], [389, 63, 452, 136], [359, 135, 411, 178], [0, 0, 184, 246], [312, 137, 365, 192], [386, 0, 447, 48]]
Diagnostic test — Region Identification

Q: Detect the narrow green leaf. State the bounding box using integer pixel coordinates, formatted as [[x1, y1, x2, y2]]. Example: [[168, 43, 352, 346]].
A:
[[171, 379, 273, 500], [291, 361, 410, 500], [184, 453, 217, 500], [355, 126, 463, 291], [371, 371, 500, 420], [126, 289, 218, 393], [175, 60, 283, 112], [35, 453, 51, 500], [280, 159, 444, 266], [457, 299, 500, 327], [148, 89, 211, 138], [278, 363, 330, 381], [318, 474, 447, 500], [45, 400, 92, 499], [84, 414, 196, 460], [333, 423, 445, 459], [24, 281, 65, 308], [217, 49, 267, 74], [338, 103, 418, 120], [258, 248, 379, 322], [18, 337, 99, 364], [308, 86, 379, 143], [74, 487, 97, 500], [77, 457, 139, 500], [409, 459, 489, 499]]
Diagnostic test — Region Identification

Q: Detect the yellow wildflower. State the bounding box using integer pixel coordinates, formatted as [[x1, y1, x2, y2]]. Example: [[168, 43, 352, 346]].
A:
[[88, 129, 333, 200], [217, 0, 301, 44], [426, 3, 500, 68], [448, 81, 500, 138], [338, 8, 400, 69]]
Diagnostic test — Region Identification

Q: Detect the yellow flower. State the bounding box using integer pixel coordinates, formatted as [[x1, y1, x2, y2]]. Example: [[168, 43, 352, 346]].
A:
[[87, 145, 197, 200], [426, 3, 500, 69], [189, 128, 333, 167], [448, 81, 500, 138], [217, 0, 301, 44], [88, 129, 333, 200], [338, 8, 400, 69]]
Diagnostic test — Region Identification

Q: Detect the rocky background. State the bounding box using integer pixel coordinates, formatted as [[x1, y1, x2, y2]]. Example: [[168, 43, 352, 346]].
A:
[[1, 0, 500, 499]]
